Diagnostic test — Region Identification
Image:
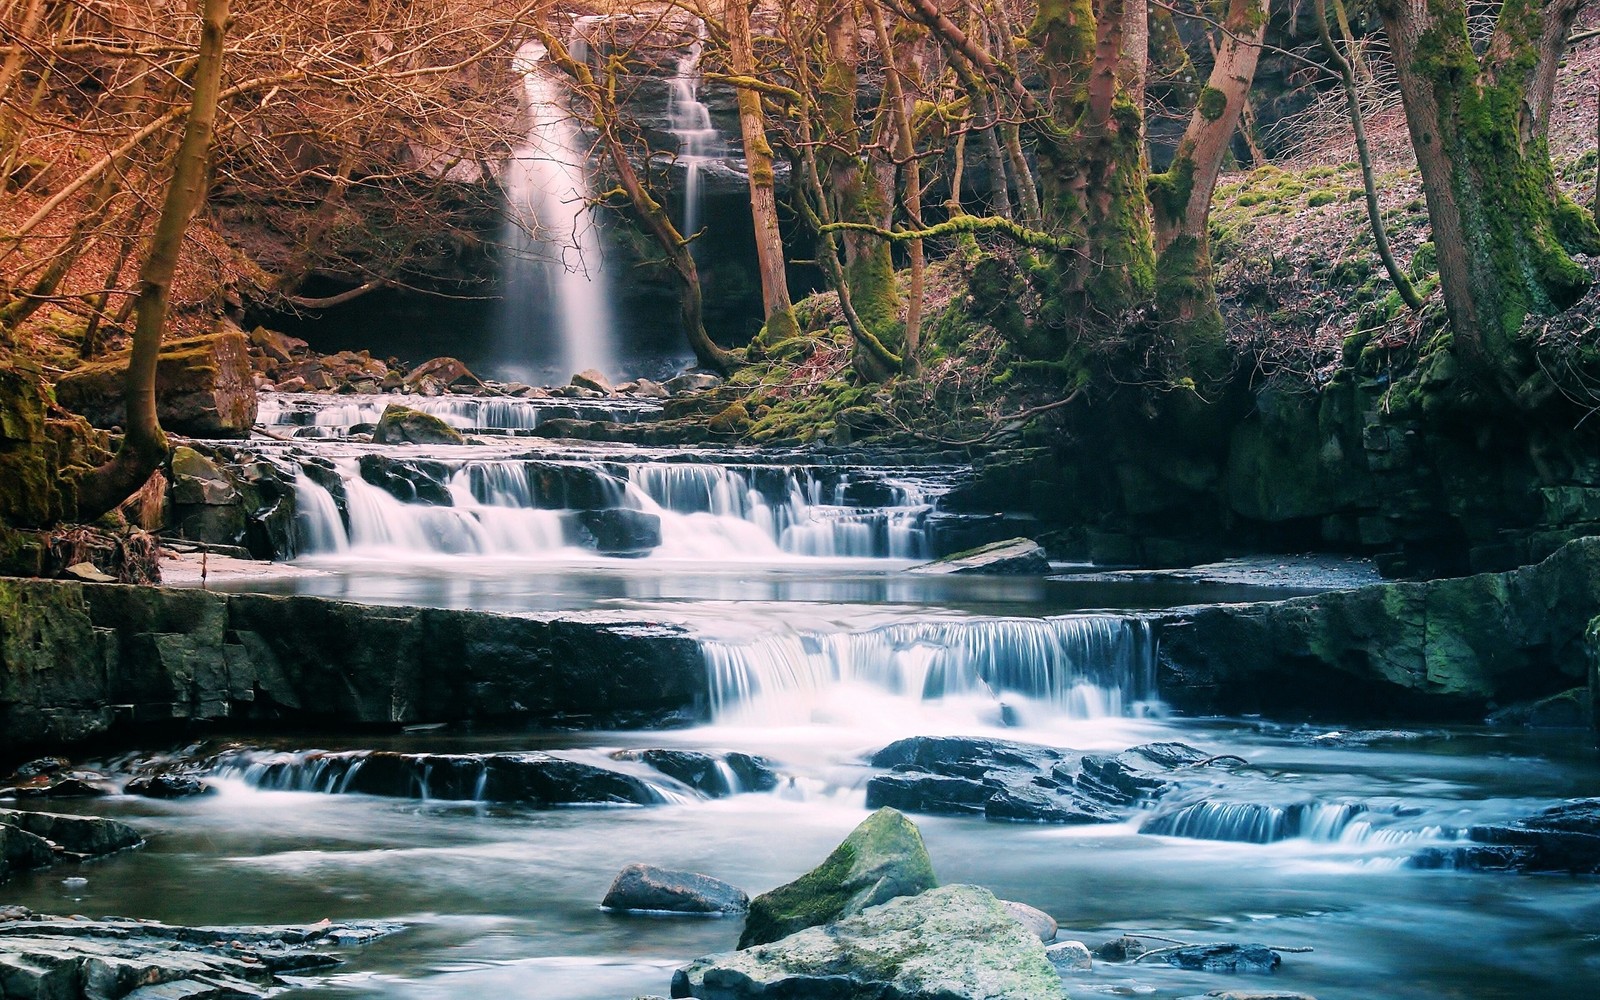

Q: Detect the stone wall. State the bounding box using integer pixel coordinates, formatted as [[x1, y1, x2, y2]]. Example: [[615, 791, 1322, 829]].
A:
[[0, 579, 707, 760]]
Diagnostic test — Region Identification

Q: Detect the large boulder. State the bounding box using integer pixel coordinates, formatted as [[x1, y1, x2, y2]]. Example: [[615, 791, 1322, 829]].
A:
[[909, 537, 1051, 576], [0, 825, 56, 882], [738, 807, 938, 949], [601, 863, 749, 915], [1411, 797, 1600, 874], [672, 884, 1059, 1000], [0, 364, 105, 529], [55, 331, 257, 438], [372, 404, 466, 445], [580, 508, 661, 556], [0, 808, 143, 857], [572, 369, 614, 394]]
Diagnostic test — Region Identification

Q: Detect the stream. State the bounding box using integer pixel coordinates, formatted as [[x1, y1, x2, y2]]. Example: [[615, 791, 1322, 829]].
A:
[[5, 392, 1599, 999]]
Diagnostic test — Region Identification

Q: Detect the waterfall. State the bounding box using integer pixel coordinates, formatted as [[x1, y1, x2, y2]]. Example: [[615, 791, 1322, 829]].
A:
[[699, 615, 1156, 727], [292, 457, 943, 561], [1139, 800, 1434, 845], [497, 40, 617, 383], [667, 20, 719, 240]]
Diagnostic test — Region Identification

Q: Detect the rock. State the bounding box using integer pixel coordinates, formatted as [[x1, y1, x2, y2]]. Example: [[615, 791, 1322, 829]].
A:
[[909, 537, 1050, 576], [1181, 993, 1318, 1000], [406, 357, 480, 390], [632, 378, 669, 399], [0, 808, 143, 858], [3, 776, 106, 800], [1163, 944, 1282, 974], [579, 508, 662, 556], [168, 448, 239, 506], [1486, 687, 1591, 729], [610, 750, 773, 796], [1075, 741, 1212, 805], [56, 331, 257, 438], [986, 783, 1120, 824], [10, 759, 69, 780], [358, 455, 454, 505], [738, 807, 939, 949], [865, 772, 993, 815], [1096, 935, 1149, 962], [672, 884, 1059, 1000], [124, 773, 213, 799], [0, 915, 398, 1000], [63, 562, 115, 583], [372, 404, 466, 445], [1000, 900, 1057, 942], [1411, 797, 1600, 874], [247, 326, 307, 365], [664, 373, 722, 394], [2, 364, 108, 529], [571, 369, 614, 394], [0, 825, 56, 881], [1045, 939, 1093, 971], [601, 863, 749, 915]]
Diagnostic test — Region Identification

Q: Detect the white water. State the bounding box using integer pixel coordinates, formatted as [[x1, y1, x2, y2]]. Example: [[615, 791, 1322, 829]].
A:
[[291, 458, 939, 561], [498, 41, 616, 382], [666, 20, 719, 241], [257, 393, 660, 437]]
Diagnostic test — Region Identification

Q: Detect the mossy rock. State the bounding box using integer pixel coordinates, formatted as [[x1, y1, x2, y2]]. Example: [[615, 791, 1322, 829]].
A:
[[707, 401, 752, 434], [738, 807, 938, 949], [372, 405, 465, 445]]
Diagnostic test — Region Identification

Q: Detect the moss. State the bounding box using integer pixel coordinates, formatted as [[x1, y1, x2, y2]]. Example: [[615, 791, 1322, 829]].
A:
[[1307, 191, 1338, 208], [707, 401, 752, 434], [1148, 156, 1196, 227], [1197, 85, 1228, 121], [1410, 241, 1439, 280]]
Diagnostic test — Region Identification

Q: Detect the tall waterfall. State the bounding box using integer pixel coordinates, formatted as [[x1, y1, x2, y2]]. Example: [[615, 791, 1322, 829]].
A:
[[667, 21, 719, 241], [497, 40, 616, 382], [699, 615, 1157, 727]]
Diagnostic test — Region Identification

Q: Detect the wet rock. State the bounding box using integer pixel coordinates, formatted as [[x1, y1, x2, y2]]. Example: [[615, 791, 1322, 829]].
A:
[[738, 807, 938, 949], [62, 561, 116, 583], [1411, 797, 1600, 874], [1181, 993, 1318, 1000], [0, 808, 143, 858], [664, 373, 722, 394], [987, 782, 1121, 824], [1485, 687, 1591, 729], [0, 826, 56, 881], [865, 772, 992, 815], [601, 863, 749, 915], [1096, 935, 1149, 962], [1163, 943, 1282, 974], [372, 404, 466, 445], [56, 331, 257, 438], [632, 378, 670, 399], [673, 884, 1059, 1000], [0, 914, 398, 1000], [1045, 939, 1093, 971], [123, 773, 213, 799], [358, 455, 454, 505], [723, 753, 780, 793], [3, 776, 107, 799], [571, 369, 614, 394], [869, 736, 1064, 777], [908, 537, 1051, 576], [579, 508, 661, 557], [610, 750, 770, 796], [1074, 741, 1212, 805], [1001, 900, 1057, 942], [9, 759, 69, 781], [867, 736, 1130, 825]]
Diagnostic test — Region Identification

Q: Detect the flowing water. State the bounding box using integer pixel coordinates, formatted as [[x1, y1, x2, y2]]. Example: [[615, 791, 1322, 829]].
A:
[[6, 395, 1597, 999], [667, 21, 719, 243]]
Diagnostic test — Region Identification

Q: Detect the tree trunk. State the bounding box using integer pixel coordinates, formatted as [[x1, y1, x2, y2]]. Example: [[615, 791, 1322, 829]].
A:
[[74, 0, 231, 521], [871, 3, 926, 374], [1379, 0, 1600, 398], [1146, 0, 1267, 378], [725, 0, 798, 345]]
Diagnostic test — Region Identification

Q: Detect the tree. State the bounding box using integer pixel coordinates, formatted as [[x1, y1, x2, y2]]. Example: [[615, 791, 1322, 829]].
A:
[[74, 0, 231, 521], [1379, 0, 1600, 400]]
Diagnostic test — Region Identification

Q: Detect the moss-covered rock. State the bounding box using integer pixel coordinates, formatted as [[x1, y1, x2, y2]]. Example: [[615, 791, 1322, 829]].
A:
[[737, 807, 938, 949], [55, 330, 257, 438], [674, 884, 1059, 1000], [372, 405, 465, 445]]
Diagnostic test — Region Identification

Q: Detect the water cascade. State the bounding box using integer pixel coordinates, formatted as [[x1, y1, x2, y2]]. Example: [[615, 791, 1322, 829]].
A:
[[699, 615, 1156, 727], [497, 40, 617, 382], [257, 392, 661, 438], [666, 20, 719, 241], [291, 457, 946, 560]]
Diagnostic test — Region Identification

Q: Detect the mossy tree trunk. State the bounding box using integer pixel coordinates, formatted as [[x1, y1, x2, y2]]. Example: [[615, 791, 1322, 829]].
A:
[[74, 0, 230, 522], [870, 3, 927, 374], [1031, 0, 1156, 332], [1379, 0, 1600, 400], [724, 0, 798, 346], [1147, 0, 1268, 381], [819, 0, 900, 354]]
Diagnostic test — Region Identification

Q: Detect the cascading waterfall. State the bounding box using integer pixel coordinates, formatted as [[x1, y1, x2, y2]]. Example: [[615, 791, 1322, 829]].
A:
[[291, 458, 941, 560], [1138, 799, 1453, 846], [666, 20, 719, 240], [497, 40, 616, 382], [257, 393, 661, 438], [699, 615, 1156, 727]]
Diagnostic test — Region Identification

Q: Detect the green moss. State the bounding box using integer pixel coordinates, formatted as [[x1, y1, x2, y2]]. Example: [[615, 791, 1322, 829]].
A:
[[1197, 86, 1228, 121], [1307, 191, 1338, 208]]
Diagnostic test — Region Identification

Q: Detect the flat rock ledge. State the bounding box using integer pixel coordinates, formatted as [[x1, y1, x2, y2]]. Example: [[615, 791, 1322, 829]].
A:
[[909, 537, 1050, 576], [0, 909, 400, 1000], [670, 884, 1059, 1000]]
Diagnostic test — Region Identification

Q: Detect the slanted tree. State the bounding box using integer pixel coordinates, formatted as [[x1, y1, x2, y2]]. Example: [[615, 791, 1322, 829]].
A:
[[74, 0, 230, 521], [1379, 0, 1600, 400]]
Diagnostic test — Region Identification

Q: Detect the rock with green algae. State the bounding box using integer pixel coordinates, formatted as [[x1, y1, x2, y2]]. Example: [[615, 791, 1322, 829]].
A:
[[737, 807, 938, 949], [372, 404, 465, 445], [54, 330, 257, 437], [671, 884, 1060, 1000]]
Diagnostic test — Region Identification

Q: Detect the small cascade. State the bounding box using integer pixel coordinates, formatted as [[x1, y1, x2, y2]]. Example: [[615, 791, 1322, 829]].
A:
[[1139, 800, 1407, 844], [257, 393, 661, 438], [291, 456, 946, 561], [700, 615, 1156, 727], [497, 40, 617, 382], [666, 20, 720, 240]]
